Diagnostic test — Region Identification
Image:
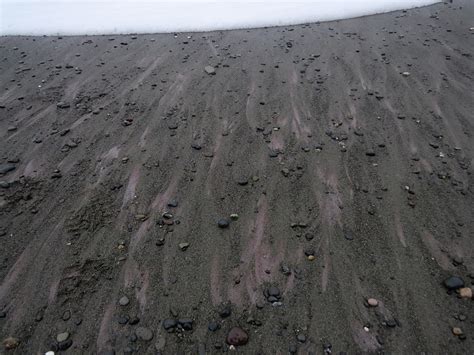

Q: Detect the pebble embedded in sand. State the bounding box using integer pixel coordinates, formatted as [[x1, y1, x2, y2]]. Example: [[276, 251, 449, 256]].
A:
[[204, 65, 216, 75], [444, 276, 464, 290], [367, 298, 379, 307], [402, 71, 410, 76], [3, 337, 19, 350], [179, 242, 190, 251], [56, 332, 69, 343], [119, 296, 130, 306], [217, 219, 230, 228], [163, 318, 177, 331], [459, 287, 472, 299], [0, 164, 16, 175], [452, 327, 463, 336], [135, 327, 153, 341], [226, 326, 249, 346], [56, 101, 70, 108]]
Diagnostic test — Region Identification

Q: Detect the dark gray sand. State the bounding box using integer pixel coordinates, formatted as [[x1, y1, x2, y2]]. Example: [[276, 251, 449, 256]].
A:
[[0, 0, 473, 353]]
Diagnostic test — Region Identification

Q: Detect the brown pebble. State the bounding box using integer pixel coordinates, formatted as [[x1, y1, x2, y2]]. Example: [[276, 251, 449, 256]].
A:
[[3, 337, 19, 350], [226, 326, 249, 346]]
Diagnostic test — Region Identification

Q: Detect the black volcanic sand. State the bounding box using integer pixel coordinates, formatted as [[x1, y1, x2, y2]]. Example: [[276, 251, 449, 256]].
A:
[[0, 1, 473, 354]]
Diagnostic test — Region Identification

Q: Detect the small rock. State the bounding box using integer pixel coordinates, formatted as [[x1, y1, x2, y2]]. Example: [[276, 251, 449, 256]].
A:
[[459, 287, 472, 299], [217, 219, 230, 229], [119, 296, 130, 306], [444, 276, 464, 290], [0, 164, 16, 175], [3, 337, 19, 350], [208, 321, 220, 332], [56, 332, 70, 343], [179, 242, 190, 251], [367, 298, 379, 307], [0, 181, 9, 189], [167, 200, 178, 208], [452, 327, 463, 336], [226, 327, 248, 346], [56, 101, 70, 109], [204, 66, 216, 75], [135, 327, 153, 341], [178, 318, 193, 331], [163, 319, 177, 331]]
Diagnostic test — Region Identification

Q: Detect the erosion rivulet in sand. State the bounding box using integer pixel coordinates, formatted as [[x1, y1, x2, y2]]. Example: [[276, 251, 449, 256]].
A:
[[0, 0, 473, 353]]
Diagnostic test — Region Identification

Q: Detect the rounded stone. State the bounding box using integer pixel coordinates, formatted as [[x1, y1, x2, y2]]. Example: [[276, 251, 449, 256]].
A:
[[217, 219, 230, 228], [444, 276, 464, 290], [226, 327, 249, 346], [208, 321, 219, 332], [163, 319, 177, 330], [135, 327, 153, 341], [178, 318, 193, 331], [452, 327, 463, 336], [119, 296, 130, 306], [267, 286, 281, 297], [459, 287, 472, 299], [3, 337, 19, 350], [56, 332, 70, 343], [367, 298, 379, 307]]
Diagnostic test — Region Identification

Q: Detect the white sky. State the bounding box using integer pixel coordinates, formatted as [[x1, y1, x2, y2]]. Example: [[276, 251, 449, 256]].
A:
[[0, 0, 441, 36]]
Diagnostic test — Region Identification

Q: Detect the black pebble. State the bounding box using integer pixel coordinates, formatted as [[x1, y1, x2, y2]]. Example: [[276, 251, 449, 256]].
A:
[[217, 219, 230, 229]]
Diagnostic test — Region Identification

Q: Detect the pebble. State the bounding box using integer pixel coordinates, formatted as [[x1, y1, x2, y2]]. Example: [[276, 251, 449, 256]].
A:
[[56, 332, 69, 343], [366, 150, 376, 157], [179, 242, 190, 251], [230, 213, 239, 220], [119, 296, 130, 306], [344, 231, 354, 241], [226, 327, 249, 346], [56, 101, 70, 109], [459, 287, 472, 299], [452, 327, 463, 336], [367, 298, 379, 307], [204, 66, 216, 75], [0, 164, 16, 175], [208, 321, 220, 332], [219, 304, 232, 318], [178, 318, 193, 330], [444, 276, 464, 290], [3, 337, 19, 350], [162, 318, 177, 331], [297, 334, 307, 343], [167, 199, 178, 208], [135, 327, 153, 341], [217, 219, 230, 229]]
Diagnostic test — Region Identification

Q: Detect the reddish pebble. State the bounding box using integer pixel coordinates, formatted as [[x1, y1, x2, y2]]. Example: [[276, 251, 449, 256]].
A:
[[226, 326, 249, 346]]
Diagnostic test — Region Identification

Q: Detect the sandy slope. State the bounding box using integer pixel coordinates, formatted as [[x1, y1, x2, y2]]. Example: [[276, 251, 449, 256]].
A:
[[0, 1, 473, 353]]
